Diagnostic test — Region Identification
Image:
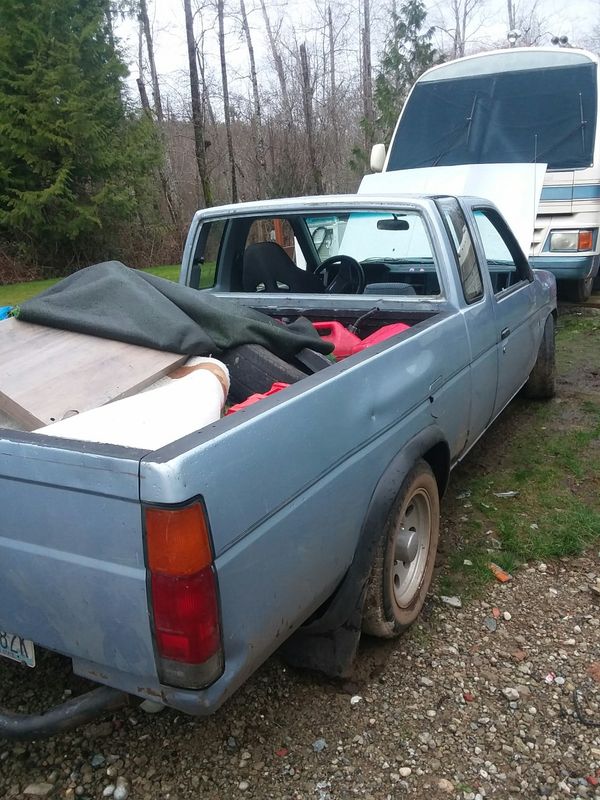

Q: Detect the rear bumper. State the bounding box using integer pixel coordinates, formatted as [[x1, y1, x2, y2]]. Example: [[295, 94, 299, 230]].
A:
[[529, 255, 600, 281]]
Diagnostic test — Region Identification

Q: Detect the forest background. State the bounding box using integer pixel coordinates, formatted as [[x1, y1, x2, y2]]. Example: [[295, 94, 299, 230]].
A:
[[0, 0, 598, 281]]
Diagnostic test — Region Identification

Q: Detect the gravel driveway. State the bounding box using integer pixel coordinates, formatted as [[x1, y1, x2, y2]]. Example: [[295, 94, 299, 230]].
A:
[[1, 554, 600, 800]]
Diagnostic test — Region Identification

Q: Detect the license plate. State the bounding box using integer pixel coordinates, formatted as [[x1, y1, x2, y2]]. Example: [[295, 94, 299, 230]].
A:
[[0, 631, 36, 668]]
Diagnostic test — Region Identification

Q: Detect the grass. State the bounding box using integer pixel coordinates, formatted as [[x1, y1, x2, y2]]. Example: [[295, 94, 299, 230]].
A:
[[439, 315, 600, 598], [0, 264, 182, 307], [0, 262, 218, 308]]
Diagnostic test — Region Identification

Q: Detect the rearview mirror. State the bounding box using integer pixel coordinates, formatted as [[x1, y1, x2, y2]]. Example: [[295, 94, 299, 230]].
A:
[[377, 218, 409, 231]]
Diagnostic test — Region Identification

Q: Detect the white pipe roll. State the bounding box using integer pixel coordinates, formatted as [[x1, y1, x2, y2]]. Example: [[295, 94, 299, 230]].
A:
[[36, 357, 230, 450]]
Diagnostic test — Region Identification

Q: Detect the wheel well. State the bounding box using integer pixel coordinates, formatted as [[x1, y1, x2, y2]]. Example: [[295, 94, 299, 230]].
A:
[[422, 441, 450, 498]]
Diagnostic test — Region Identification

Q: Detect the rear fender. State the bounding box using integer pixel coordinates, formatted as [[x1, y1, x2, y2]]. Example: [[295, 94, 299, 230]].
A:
[[281, 425, 449, 675]]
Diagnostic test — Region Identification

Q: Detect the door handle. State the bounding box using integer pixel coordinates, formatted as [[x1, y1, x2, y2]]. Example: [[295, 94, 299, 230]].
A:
[[501, 327, 511, 340]]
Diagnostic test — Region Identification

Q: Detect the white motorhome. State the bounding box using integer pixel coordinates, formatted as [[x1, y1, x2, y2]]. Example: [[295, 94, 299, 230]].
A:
[[371, 48, 600, 301]]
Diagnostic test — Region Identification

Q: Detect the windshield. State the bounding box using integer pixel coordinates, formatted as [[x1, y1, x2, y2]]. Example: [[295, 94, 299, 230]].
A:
[[307, 210, 434, 262], [388, 63, 597, 171]]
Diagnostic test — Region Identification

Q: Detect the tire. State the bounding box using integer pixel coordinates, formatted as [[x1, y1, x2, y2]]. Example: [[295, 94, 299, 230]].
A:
[[362, 460, 440, 638], [523, 314, 556, 399], [220, 343, 306, 402], [561, 276, 593, 303]]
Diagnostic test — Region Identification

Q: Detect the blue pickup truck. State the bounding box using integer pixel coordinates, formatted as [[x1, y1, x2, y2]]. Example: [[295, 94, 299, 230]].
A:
[[0, 194, 556, 738]]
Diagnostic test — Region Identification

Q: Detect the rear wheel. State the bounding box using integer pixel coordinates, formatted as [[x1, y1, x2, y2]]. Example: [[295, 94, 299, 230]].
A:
[[362, 460, 440, 638], [524, 314, 556, 399]]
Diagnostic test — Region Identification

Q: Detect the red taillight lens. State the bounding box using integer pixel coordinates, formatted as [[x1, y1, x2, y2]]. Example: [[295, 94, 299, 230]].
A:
[[151, 567, 220, 664], [145, 502, 223, 689]]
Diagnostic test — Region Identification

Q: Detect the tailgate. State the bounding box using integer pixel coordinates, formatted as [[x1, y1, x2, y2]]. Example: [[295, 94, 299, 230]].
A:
[[0, 432, 157, 683]]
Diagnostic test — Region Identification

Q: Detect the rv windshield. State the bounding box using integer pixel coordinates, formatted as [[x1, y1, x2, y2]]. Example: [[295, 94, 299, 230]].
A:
[[387, 63, 597, 171]]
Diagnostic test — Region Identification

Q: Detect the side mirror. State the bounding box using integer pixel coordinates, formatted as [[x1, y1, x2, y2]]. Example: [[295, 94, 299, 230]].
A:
[[370, 143, 386, 173]]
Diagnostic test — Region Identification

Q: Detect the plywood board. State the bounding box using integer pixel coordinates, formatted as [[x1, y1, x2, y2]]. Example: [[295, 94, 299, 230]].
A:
[[0, 318, 187, 430]]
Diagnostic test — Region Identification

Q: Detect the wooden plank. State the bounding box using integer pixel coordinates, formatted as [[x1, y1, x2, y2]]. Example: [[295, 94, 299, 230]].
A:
[[0, 318, 187, 430]]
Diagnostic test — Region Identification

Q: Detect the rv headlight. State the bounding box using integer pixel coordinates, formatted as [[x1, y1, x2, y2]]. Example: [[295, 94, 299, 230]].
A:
[[549, 230, 595, 252], [549, 231, 578, 251]]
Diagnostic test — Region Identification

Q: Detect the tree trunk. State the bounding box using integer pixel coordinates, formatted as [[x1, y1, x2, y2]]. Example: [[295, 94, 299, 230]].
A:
[[139, 0, 163, 121], [259, 0, 291, 121], [240, 0, 267, 196], [217, 0, 238, 203], [507, 0, 516, 32], [184, 0, 213, 207], [300, 43, 324, 195], [136, 77, 152, 116], [362, 0, 374, 151], [328, 5, 336, 107], [137, 10, 178, 224], [196, 40, 216, 128]]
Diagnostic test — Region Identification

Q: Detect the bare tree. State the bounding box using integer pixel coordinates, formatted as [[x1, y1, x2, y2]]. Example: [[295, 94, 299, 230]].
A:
[[136, 17, 152, 115], [300, 42, 324, 194], [139, 0, 164, 121], [362, 0, 374, 150], [240, 0, 267, 195], [433, 0, 486, 58], [196, 33, 217, 127], [259, 0, 292, 120], [328, 5, 336, 107], [184, 0, 214, 206], [217, 0, 238, 202]]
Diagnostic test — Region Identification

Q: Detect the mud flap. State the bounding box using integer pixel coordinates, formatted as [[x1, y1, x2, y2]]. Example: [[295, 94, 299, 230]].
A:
[[280, 604, 363, 679]]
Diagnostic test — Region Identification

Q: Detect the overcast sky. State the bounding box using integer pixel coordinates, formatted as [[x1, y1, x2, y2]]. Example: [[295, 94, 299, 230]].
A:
[[115, 0, 599, 111]]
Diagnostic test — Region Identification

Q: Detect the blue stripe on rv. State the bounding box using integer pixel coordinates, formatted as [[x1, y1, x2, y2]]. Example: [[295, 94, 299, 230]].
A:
[[541, 184, 600, 201]]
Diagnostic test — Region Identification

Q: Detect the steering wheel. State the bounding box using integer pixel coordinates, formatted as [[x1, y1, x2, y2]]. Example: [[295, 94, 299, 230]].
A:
[[314, 255, 365, 294]]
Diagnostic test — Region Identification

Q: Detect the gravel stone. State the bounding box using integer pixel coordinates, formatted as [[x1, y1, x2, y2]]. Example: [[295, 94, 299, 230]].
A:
[[23, 784, 54, 797], [112, 777, 129, 800]]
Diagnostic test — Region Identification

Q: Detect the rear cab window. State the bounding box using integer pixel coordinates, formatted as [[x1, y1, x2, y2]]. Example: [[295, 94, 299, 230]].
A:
[[189, 205, 445, 299]]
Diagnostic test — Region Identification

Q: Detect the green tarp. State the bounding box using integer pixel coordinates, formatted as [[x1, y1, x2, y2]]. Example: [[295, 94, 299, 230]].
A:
[[16, 261, 333, 360]]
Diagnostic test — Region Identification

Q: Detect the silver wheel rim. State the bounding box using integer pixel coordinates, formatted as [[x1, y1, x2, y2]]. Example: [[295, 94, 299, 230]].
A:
[[392, 488, 432, 608]]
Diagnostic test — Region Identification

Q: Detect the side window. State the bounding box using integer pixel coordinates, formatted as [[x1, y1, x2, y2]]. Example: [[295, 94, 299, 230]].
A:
[[246, 218, 296, 263], [473, 208, 531, 294], [191, 220, 224, 288], [437, 198, 483, 303]]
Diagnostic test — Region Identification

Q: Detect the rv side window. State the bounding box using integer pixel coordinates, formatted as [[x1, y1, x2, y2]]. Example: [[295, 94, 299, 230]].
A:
[[437, 198, 483, 304]]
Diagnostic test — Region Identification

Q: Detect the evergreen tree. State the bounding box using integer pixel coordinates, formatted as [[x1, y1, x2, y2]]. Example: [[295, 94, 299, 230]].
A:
[[0, 0, 161, 269], [374, 0, 439, 143]]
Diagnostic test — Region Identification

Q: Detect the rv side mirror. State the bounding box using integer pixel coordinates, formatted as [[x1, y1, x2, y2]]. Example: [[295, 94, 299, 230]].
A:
[[370, 143, 386, 173]]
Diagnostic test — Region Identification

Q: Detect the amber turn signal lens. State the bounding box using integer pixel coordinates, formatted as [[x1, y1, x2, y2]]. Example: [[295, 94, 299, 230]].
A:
[[145, 503, 212, 576], [578, 230, 594, 251]]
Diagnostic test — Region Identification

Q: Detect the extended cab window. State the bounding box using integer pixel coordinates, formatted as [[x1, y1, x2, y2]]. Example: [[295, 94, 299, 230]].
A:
[[473, 208, 531, 294], [437, 198, 482, 303], [189, 220, 223, 289]]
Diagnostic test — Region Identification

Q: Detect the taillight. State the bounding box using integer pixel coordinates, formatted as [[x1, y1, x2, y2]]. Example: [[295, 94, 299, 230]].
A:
[[145, 502, 223, 689]]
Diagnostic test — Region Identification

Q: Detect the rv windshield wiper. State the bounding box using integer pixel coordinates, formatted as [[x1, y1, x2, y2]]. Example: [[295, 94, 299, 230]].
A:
[[431, 96, 478, 166], [579, 92, 587, 153]]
